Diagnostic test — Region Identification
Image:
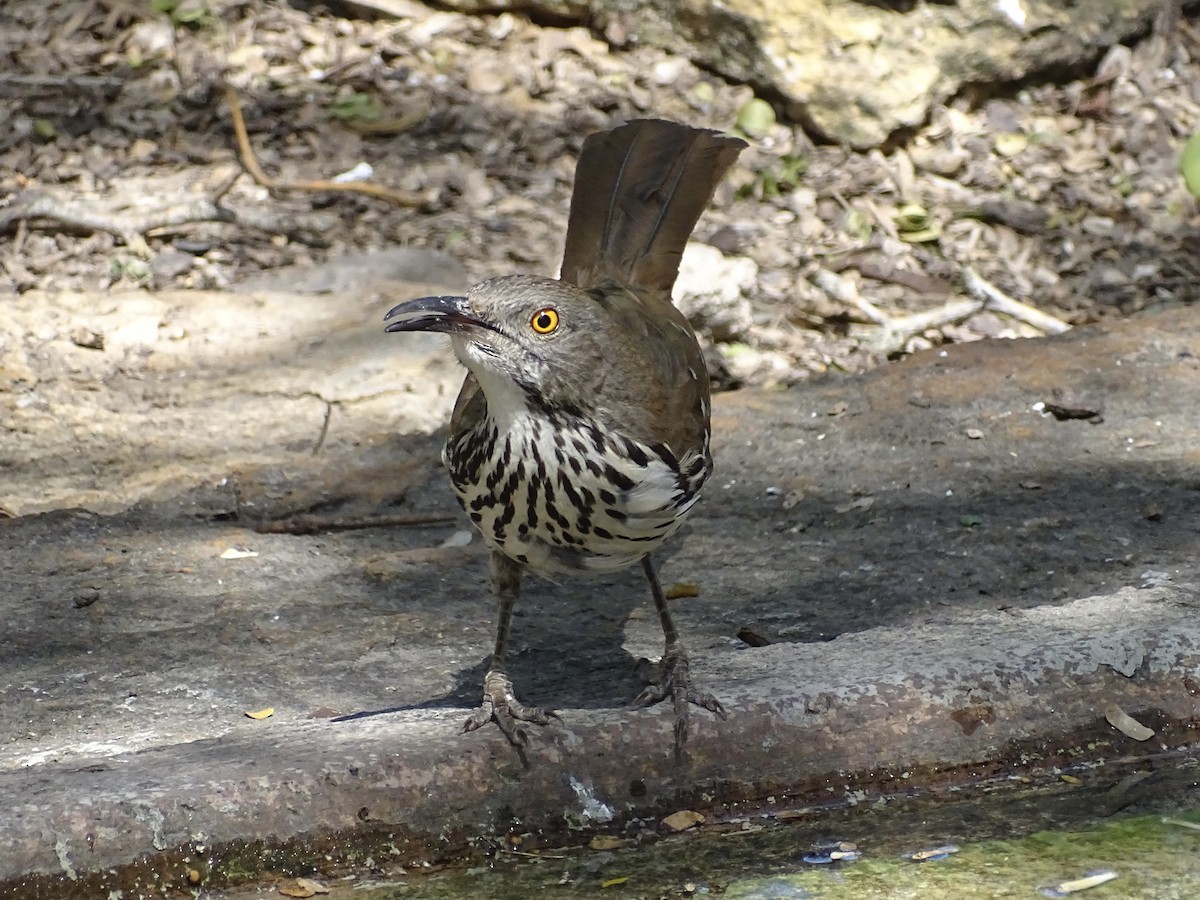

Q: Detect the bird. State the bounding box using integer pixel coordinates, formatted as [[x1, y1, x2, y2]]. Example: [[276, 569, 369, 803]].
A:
[[384, 118, 745, 759]]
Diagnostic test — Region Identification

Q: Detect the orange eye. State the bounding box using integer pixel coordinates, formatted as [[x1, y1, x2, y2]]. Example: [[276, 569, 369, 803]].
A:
[[530, 307, 559, 334]]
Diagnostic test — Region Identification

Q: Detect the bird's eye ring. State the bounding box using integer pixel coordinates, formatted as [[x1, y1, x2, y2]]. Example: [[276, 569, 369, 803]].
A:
[[530, 307, 559, 334]]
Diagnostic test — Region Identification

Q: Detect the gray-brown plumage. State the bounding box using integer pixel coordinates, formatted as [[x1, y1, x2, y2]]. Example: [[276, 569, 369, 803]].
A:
[[384, 119, 745, 758]]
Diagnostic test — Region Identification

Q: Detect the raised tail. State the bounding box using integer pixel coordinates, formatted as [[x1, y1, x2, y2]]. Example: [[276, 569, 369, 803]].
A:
[[559, 119, 745, 296]]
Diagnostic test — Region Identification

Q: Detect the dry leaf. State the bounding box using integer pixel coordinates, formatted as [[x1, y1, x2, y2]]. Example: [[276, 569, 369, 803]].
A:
[[245, 707, 275, 720], [589, 835, 625, 851], [736, 627, 772, 647], [1044, 869, 1117, 894], [1104, 703, 1154, 741], [278, 883, 315, 898], [908, 844, 959, 861], [660, 809, 704, 832]]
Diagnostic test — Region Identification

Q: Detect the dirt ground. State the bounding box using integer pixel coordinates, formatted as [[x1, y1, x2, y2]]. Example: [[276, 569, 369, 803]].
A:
[[3, 1, 1200, 382], [2, 1, 1200, 896]]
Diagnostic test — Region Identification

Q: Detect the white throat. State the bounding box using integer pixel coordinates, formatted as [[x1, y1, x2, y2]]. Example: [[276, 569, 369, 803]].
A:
[[452, 336, 535, 431]]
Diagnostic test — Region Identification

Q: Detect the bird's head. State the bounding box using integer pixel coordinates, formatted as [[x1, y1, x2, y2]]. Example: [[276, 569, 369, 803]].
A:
[[384, 274, 614, 414], [386, 273, 709, 447]]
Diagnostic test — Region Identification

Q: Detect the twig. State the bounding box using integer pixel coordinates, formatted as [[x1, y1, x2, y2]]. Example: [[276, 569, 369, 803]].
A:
[[815, 261, 1071, 357], [1, 192, 225, 257], [835, 256, 953, 297], [962, 266, 1071, 334], [813, 267, 975, 355], [1152, 0, 1182, 49], [0, 73, 123, 96], [849, 299, 981, 357], [253, 513, 457, 535], [9, 218, 27, 258], [811, 268, 889, 324], [224, 85, 424, 207], [0, 167, 350, 252], [0, 169, 242, 257], [883, 300, 983, 338], [863, 196, 902, 244], [816, 263, 1063, 358]]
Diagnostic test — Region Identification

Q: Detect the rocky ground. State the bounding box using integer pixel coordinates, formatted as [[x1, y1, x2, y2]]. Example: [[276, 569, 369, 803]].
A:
[[2, 282, 1199, 894], [3, 0, 1199, 385], [3, 2, 1200, 897]]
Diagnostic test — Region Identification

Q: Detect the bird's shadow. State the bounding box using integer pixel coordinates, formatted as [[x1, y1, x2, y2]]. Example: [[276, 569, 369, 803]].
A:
[[337, 568, 652, 724]]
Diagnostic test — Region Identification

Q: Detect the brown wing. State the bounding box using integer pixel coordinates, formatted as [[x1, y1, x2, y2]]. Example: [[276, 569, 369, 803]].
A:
[[560, 119, 745, 297], [590, 287, 711, 461], [448, 372, 485, 441]]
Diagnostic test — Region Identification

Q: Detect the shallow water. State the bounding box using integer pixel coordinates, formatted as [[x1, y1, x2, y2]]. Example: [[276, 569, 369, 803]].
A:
[[235, 752, 1200, 899]]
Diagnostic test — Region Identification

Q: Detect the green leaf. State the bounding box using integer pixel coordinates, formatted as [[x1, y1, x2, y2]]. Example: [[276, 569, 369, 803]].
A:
[[735, 98, 775, 139], [842, 208, 872, 243], [690, 82, 715, 107], [1181, 132, 1200, 199], [331, 93, 382, 121], [894, 203, 942, 242]]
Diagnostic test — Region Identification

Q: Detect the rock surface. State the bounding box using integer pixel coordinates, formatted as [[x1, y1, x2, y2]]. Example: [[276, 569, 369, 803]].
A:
[[2, 263, 1198, 893], [384, 0, 1186, 146]]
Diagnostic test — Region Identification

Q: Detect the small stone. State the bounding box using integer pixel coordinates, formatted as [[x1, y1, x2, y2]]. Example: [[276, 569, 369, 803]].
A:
[[465, 58, 510, 95], [150, 250, 194, 282], [73, 589, 100, 609], [70, 327, 104, 351], [651, 58, 686, 85], [129, 138, 158, 162]]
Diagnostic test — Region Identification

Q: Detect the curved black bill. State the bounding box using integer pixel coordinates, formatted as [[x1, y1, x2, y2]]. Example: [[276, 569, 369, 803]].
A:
[[383, 295, 482, 333]]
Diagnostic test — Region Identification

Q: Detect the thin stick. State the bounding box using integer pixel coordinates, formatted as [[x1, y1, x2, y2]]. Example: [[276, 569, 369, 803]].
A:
[[962, 266, 1071, 334], [252, 513, 456, 535], [224, 85, 424, 207], [812, 268, 889, 324]]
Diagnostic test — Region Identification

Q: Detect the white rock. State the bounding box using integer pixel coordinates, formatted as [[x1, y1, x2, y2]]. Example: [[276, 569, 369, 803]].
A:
[[673, 243, 758, 343]]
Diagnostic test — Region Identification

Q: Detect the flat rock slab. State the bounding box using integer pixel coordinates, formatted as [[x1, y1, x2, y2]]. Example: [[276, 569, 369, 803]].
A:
[[1, 281, 1198, 891]]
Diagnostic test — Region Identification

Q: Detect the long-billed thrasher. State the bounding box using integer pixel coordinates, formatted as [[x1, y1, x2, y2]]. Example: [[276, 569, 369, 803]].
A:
[[384, 119, 745, 757]]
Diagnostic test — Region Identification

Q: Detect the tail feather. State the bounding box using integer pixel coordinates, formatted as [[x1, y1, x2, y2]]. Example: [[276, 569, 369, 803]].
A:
[[559, 119, 745, 296]]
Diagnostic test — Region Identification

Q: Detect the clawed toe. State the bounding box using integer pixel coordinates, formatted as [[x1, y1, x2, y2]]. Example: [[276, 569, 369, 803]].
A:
[[632, 646, 725, 759], [463, 669, 558, 747]]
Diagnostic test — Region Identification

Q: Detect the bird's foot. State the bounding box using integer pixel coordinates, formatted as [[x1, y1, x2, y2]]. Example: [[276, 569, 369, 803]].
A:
[[633, 644, 726, 760], [462, 668, 559, 747]]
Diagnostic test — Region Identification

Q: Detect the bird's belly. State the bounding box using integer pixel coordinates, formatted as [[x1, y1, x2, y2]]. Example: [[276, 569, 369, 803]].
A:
[[445, 416, 704, 577]]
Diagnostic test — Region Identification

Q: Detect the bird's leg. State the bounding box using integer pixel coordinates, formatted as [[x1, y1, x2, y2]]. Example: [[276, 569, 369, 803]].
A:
[[632, 555, 726, 760], [463, 550, 559, 746]]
